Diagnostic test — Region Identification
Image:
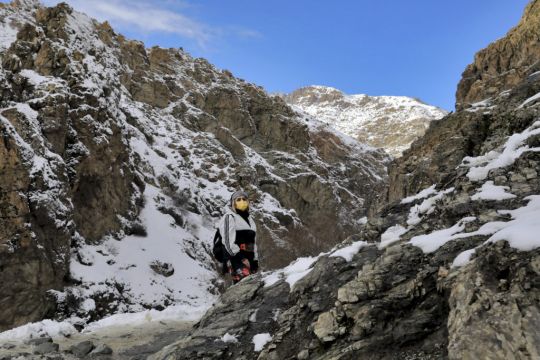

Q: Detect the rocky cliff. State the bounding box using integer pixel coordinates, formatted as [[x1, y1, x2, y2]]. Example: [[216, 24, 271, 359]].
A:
[[283, 85, 447, 157], [154, 2, 540, 359], [456, 0, 540, 110], [0, 0, 389, 331]]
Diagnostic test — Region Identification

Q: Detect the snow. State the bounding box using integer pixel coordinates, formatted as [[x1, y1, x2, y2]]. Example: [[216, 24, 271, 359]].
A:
[[252, 333, 272, 352], [0, 13, 19, 51], [452, 248, 476, 268], [249, 310, 258, 323], [0, 304, 208, 342], [329, 241, 368, 261], [407, 188, 455, 226], [68, 184, 217, 314], [471, 181, 516, 201], [0, 320, 77, 342], [409, 194, 540, 255], [379, 225, 408, 249], [518, 91, 540, 108], [487, 195, 540, 251], [219, 333, 239, 343], [83, 304, 208, 333], [263, 255, 320, 288], [401, 185, 437, 204], [409, 217, 476, 253], [463, 121, 540, 181]]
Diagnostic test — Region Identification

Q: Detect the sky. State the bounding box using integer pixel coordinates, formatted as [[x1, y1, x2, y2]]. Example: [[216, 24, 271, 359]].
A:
[[14, 0, 533, 110]]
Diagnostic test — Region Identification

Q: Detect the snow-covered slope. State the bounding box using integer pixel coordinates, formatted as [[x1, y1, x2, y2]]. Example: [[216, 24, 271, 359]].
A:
[[283, 85, 447, 157]]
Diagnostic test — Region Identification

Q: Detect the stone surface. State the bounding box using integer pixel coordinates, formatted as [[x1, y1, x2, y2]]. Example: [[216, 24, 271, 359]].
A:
[[90, 344, 113, 355], [68, 340, 95, 357], [33, 341, 59, 354], [456, 1, 540, 109]]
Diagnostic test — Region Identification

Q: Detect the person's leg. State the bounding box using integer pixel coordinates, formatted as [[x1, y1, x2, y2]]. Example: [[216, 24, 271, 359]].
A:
[[229, 253, 250, 283]]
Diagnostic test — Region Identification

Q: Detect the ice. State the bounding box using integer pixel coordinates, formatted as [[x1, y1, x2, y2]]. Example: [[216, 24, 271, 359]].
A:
[[471, 181, 516, 201], [252, 333, 272, 352]]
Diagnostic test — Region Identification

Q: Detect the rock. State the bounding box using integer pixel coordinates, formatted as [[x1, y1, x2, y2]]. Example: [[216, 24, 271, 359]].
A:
[[69, 340, 95, 357], [2, 343, 16, 349], [297, 349, 309, 360], [313, 310, 340, 343], [90, 344, 113, 355], [150, 261, 175, 277], [27, 336, 53, 346], [456, 0, 540, 109], [33, 341, 59, 354]]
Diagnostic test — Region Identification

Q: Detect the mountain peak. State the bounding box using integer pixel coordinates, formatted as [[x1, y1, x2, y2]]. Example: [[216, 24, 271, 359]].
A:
[[283, 86, 447, 157]]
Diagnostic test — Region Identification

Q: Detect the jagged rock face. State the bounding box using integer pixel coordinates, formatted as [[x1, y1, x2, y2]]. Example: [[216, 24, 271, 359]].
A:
[[155, 2, 540, 359], [283, 85, 447, 157], [388, 63, 540, 205], [456, 0, 540, 110], [0, 1, 389, 329]]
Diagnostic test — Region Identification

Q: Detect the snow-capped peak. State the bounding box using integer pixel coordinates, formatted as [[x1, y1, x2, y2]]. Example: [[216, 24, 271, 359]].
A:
[[283, 85, 448, 157]]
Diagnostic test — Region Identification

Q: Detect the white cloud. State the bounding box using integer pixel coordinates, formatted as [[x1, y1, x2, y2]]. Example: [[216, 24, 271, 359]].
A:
[[42, 0, 214, 46]]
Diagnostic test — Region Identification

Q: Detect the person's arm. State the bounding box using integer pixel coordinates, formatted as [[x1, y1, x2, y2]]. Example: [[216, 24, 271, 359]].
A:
[[219, 214, 240, 257], [252, 218, 259, 272]]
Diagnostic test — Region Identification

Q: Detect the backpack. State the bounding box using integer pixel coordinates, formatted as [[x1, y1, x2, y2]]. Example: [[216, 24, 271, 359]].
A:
[[212, 229, 226, 263]]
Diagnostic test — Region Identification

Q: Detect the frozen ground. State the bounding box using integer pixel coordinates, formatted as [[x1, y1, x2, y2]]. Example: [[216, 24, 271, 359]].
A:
[[0, 319, 195, 359]]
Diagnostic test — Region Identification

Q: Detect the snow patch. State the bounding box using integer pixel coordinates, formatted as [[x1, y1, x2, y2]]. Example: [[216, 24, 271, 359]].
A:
[[409, 217, 476, 253], [0, 320, 77, 342], [463, 121, 540, 181], [401, 185, 437, 204], [379, 225, 408, 249], [407, 188, 455, 226], [329, 241, 368, 261], [219, 333, 239, 343], [487, 195, 540, 251], [252, 333, 272, 352], [471, 181, 516, 201], [452, 248, 476, 268]]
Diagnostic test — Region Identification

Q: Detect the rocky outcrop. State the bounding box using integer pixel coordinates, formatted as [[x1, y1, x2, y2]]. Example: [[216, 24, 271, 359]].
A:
[[456, 0, 540, 109], [283, 85, 447, 157]]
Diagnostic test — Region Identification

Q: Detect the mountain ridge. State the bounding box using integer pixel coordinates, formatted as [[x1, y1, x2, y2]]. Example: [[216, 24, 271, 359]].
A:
[[282, 85, 447, 157]]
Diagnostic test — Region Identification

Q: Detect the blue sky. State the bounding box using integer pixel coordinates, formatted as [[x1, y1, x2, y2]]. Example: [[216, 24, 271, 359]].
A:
[[26, 1, 532, 109]]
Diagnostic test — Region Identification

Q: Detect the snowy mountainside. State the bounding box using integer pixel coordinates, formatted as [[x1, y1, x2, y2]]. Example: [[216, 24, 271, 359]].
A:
[[283, 85, 447, 157], [0, 0, 389, 331]]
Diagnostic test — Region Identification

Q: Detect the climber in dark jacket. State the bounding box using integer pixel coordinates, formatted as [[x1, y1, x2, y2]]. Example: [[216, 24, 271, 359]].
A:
[[218, 190, 259, 283]]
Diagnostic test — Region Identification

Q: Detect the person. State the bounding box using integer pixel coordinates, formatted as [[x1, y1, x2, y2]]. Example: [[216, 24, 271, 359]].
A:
[[218, 190, 259, 283]]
